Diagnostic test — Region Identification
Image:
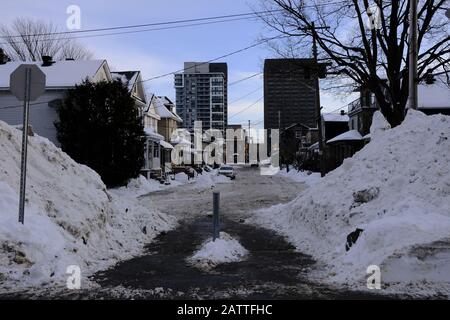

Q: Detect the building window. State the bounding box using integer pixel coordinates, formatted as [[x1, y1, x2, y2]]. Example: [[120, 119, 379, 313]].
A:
[[304, 67, 311, 79], [154, 143, 160, 158]]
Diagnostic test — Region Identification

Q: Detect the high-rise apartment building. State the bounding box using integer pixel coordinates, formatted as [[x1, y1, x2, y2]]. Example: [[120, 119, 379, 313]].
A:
[[174, 62, 228, 135], [264, 58, 325, 160], [264, 58, 326, 132]]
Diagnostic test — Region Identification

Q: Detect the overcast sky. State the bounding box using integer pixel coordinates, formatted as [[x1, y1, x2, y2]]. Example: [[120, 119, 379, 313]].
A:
[[1, 0, 358, 128]]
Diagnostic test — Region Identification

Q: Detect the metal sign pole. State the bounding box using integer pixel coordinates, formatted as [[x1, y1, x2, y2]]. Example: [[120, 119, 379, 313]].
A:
[[213, 191, 220, 241], [18, 67, 32, 224]]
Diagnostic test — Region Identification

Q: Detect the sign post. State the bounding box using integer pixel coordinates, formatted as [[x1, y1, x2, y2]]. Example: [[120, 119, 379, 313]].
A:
[[10, 64, 46, 224], [213, 191, 220, 241]]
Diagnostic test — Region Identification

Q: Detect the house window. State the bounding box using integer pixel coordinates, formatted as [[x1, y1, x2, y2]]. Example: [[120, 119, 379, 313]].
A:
[[154, 143, 160, 158]]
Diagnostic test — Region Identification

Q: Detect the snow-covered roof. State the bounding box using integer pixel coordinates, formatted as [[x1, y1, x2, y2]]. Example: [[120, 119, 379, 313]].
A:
[[111, 71, 139, 91], [327, 130, 363, 144], [418, 81, 450, 109], [309, 142, 319, 150], [323, 113, 349, 122], [0, 60, 107, 88], [153, 96, 183, 122], [171, 136, 192, 145], [159, 140, 174, 150], [144, 127, 164, 141]]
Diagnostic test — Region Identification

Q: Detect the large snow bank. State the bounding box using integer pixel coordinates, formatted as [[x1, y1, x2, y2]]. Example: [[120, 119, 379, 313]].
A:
[[187, 232, 248, 271], [277, 168, 321, 186], [112, 170, 232, 198], [253, 111, 450, 296], [0, 121, 174, 291]]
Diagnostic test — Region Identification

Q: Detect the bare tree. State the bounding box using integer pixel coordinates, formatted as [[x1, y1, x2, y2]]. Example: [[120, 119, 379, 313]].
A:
[[257, 0, 450, 126], [0, 18, 93, 62]]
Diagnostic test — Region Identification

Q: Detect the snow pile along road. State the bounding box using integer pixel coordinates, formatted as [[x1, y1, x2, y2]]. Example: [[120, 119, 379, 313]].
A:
[[0, 120, 174, 292], [187, 232, 248, 271], [277, 168, 321, 186], [113, 169, 232, 198], [254, 110, 450, 296]]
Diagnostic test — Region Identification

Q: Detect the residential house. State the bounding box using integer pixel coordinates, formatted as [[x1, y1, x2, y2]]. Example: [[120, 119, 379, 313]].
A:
[[111, 71, 166, 179], [155, 96, 182, 141], [417, 78, 450, 115], [321, 111, 350, 143], [0, 58, 112, 145], [154, 95, 183, 172], [280, 123, 314, 165], [347, 86, 379, 137], [324, 130, 364, 172], [0, 58, 166, 180]]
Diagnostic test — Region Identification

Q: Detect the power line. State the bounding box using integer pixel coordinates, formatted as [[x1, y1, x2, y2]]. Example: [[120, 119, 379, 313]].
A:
[[0, 1, 347, 39], [0, 10, 281, 39], [228, 96, 264, 120], [229, 86, 263, 105], [229, 72, 262, 86], [0, 16, 262, 46], [139, 35, 289, 84]]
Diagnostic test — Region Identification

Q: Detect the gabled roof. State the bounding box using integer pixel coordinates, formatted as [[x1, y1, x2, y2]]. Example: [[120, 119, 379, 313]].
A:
[[111, 71, 139, 91], [0, 60, 108, 89], [111, 70, 147, 104], [157, 96, 175, 106], [322, 113, 349, 122], [327, 130, 363, 144], [152, 95, 182, 122]]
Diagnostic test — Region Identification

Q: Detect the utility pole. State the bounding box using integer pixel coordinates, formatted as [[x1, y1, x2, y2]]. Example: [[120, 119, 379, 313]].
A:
[[278, 110, 281, 133], [247, 120, 251, 163], [278, 110, 282, 165], [408, 0, 418, 110], [309, 22, 329, 177]]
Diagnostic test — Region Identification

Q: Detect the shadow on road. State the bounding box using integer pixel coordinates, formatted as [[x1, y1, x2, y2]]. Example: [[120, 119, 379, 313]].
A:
[[92, 216, 387, 299]]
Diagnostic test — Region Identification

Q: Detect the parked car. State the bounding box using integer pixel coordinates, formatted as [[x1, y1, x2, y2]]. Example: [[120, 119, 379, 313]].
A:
[[218, 165, 236, 180]]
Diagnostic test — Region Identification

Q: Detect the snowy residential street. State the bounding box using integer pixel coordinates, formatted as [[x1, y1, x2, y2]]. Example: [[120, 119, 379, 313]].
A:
[[27, 167, 385, 300], [1, 0, 450, 308]]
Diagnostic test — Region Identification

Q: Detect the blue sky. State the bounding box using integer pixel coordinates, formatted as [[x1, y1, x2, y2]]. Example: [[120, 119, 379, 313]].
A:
[[2, 0, 357, 128]]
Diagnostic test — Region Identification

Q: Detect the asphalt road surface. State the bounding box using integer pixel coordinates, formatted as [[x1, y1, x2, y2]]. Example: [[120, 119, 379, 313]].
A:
[[83, 167, 385, 299]]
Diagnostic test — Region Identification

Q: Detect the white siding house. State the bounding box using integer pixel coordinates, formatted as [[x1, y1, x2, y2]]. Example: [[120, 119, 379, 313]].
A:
[[0, 59, 168, 180], [111, 71, 165, 178], [0, 59, 111, 146]]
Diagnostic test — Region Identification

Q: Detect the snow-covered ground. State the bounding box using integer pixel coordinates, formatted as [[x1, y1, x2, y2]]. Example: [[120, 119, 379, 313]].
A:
[[252, 111, 450, 297], [0, 120, 175, 292], [277, 168, 321, 186], [187, 232, 248, 271], [111, 169, 232, 198]]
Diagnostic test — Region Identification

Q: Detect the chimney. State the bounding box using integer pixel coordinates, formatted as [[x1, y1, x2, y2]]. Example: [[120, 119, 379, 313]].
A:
[[41, 55, 55, 67], [0, 48, 9, 65], [340, 110, 346, 116]]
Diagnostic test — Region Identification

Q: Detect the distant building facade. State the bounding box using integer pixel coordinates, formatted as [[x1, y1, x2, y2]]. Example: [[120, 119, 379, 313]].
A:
[[174, 62, 228, 136], [264, 58, 326, 162], [226, 124, 248, 164], [264, 59, 321, 132]]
